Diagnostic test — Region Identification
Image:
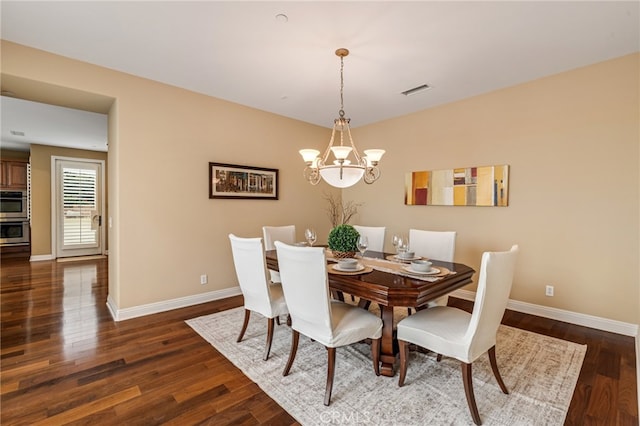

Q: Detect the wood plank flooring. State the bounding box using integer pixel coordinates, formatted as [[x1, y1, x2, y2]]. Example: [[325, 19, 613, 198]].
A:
[[1, 257, 637, 425]]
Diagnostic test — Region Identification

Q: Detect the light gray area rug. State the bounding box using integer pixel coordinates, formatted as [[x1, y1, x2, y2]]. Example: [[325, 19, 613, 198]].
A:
[[187, 307, 586, 425]]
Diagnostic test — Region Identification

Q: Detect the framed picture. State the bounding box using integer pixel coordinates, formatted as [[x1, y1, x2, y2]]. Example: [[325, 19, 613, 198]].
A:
[[405, 164, 509, 207], [209, 162, 279, 200]]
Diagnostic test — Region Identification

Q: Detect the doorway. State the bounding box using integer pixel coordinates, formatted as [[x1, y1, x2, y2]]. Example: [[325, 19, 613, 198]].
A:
[[52, 157, 105, 258]]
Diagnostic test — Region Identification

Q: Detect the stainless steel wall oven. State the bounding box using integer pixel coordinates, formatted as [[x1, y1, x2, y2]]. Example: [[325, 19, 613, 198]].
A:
[[0, 190, 28, 219], [0, 220, 30, 245]]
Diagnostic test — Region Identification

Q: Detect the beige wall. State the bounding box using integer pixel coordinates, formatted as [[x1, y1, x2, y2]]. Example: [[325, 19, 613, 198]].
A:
[[2, 41, 637, 324], [1, 41, 339, 310], [346, 53, 639, 323], [29, 144, 108, 255]]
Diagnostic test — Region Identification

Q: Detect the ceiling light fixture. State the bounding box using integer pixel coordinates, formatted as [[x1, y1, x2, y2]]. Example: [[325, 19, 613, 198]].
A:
[[299, 48, 385, 188]]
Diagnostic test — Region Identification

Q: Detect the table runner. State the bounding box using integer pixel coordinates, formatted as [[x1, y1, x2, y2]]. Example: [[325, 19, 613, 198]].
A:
[[325, 249, 455, 282]]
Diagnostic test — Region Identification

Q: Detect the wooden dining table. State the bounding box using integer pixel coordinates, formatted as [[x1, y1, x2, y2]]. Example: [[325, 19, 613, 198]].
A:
[[265, 249, 476, 377]]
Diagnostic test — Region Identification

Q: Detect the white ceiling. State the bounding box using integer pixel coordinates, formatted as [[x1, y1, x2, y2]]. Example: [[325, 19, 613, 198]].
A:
[[1, 97, 108, 152], [1, 1, 638, 152]]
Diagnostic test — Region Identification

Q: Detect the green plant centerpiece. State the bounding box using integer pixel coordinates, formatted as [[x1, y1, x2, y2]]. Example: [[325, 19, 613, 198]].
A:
[[327, 224, 360, 259]]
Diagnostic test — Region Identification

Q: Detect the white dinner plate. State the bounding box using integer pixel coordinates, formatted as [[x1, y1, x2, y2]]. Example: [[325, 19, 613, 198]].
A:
[[402, 265, 440, 275], [389, 254, 422, 262], [333, 264, 365, 272]]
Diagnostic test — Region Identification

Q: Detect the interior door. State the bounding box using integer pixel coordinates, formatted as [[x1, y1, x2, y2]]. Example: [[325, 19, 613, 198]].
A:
[[55, 158, 104, 258]]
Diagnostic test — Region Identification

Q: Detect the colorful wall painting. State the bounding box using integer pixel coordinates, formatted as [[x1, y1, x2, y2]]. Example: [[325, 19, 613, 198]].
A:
[[405, 165, 509, 206]]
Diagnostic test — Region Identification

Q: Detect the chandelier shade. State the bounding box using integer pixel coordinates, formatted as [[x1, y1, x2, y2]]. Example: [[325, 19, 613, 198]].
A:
[[319, 165, 365, 188], [300, 48, 385, 188]]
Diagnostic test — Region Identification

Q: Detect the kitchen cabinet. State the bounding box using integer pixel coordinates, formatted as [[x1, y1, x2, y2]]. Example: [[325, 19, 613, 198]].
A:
[[0, 160, 28, 189]]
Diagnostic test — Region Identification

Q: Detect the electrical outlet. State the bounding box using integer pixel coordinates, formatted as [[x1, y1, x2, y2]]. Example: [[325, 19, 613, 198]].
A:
[[200, 274, 208, 285], [545, 285, 554, 297]]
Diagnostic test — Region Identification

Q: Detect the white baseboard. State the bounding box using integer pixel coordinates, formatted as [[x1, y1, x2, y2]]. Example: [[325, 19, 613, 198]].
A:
[[106, 286, 243, 321], [30, 254, 55, 262], [31, 253, 108, 262], [451, 289, 638, 337]]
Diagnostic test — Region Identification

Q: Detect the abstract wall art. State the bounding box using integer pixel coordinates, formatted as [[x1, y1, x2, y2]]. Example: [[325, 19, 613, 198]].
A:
[[405, 165, 509, 206]]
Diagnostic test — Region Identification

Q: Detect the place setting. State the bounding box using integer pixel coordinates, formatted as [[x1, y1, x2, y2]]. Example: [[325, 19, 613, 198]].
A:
[[326, 233, 375, 275], [402, 259, 450, 278], [327, 257, 373, 276], [403, 259, 438, 275], [385, 234, 421, 262]]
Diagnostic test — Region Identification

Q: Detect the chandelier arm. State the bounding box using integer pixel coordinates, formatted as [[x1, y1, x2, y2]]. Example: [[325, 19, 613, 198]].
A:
[[344, 124, 362, 162], [303, 166, 322, 185], [322, 125, 338, 162], [363, 166, 381, 184]]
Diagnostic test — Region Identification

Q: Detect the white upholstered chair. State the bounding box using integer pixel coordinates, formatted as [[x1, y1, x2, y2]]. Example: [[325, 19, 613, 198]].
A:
[[274, 241, 383, 406], [262, 225, 296, 284], [353, 225, 386, 253], [408, 229, 457, 262], [408, 229, 457, 307], [229, 234, 289, 361], [397, 245, 519, 425]]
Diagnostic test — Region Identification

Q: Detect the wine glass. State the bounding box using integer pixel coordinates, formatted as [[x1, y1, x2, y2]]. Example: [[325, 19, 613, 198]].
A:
[[392, 234, 400, 252], [304, 228, 317, 247], [357, 235, 368, 258], [396, 235, 408, 258]]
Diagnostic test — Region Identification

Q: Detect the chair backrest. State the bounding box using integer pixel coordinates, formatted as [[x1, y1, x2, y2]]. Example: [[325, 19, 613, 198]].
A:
[[465, 245, 519, 360], [262, 225, 296, 251], [228, 234, 275, 317], [353, 225, 386, 252], [274, 241, 334, 341], [408, 229, 456, 262]]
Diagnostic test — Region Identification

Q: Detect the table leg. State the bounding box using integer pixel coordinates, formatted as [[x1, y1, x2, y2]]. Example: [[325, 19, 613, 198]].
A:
[[379, 305, 396, 377]]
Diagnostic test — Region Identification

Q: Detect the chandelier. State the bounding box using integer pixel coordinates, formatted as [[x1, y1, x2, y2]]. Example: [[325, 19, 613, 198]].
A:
[[300, 48, 385, 188]]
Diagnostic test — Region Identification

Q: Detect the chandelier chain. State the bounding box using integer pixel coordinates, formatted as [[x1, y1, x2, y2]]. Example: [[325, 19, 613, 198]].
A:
[[339, 55, 345, 117]]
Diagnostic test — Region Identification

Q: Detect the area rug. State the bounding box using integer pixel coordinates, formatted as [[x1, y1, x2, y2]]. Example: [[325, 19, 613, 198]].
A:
[[187, 307, 586, 425]]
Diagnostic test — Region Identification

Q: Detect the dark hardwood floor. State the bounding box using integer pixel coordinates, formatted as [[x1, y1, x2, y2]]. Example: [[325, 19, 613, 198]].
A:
[[1, 257, 637, 425]]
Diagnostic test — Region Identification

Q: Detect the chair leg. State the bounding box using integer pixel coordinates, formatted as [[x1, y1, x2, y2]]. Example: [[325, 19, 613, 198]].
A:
[[488, 346, 509, 394], [282, 330, 299, 376], [461, 362, 482, 425], [263, 318, 275, 361], [371, 338, 380, 376], [357, 299, 371, 310], [398, 339, 409, 387], [275, 316, 281, 326], [236, 309, 251, 343], [286, 314, 292, 327], [436, 354, 443, 362], [324, 347, 336, 406]]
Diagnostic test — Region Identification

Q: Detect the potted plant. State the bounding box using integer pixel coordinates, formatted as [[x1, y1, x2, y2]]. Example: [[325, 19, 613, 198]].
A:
[[328, 224, 360, 258]]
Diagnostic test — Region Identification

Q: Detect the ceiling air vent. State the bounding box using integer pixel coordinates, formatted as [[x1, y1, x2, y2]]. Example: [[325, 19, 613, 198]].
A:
[[10, 130, 25, 136], [401, 84, 430, 96]]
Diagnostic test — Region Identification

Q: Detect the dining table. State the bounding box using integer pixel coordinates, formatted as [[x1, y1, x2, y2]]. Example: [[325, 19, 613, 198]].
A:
[[265, 248, 476, 377]]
